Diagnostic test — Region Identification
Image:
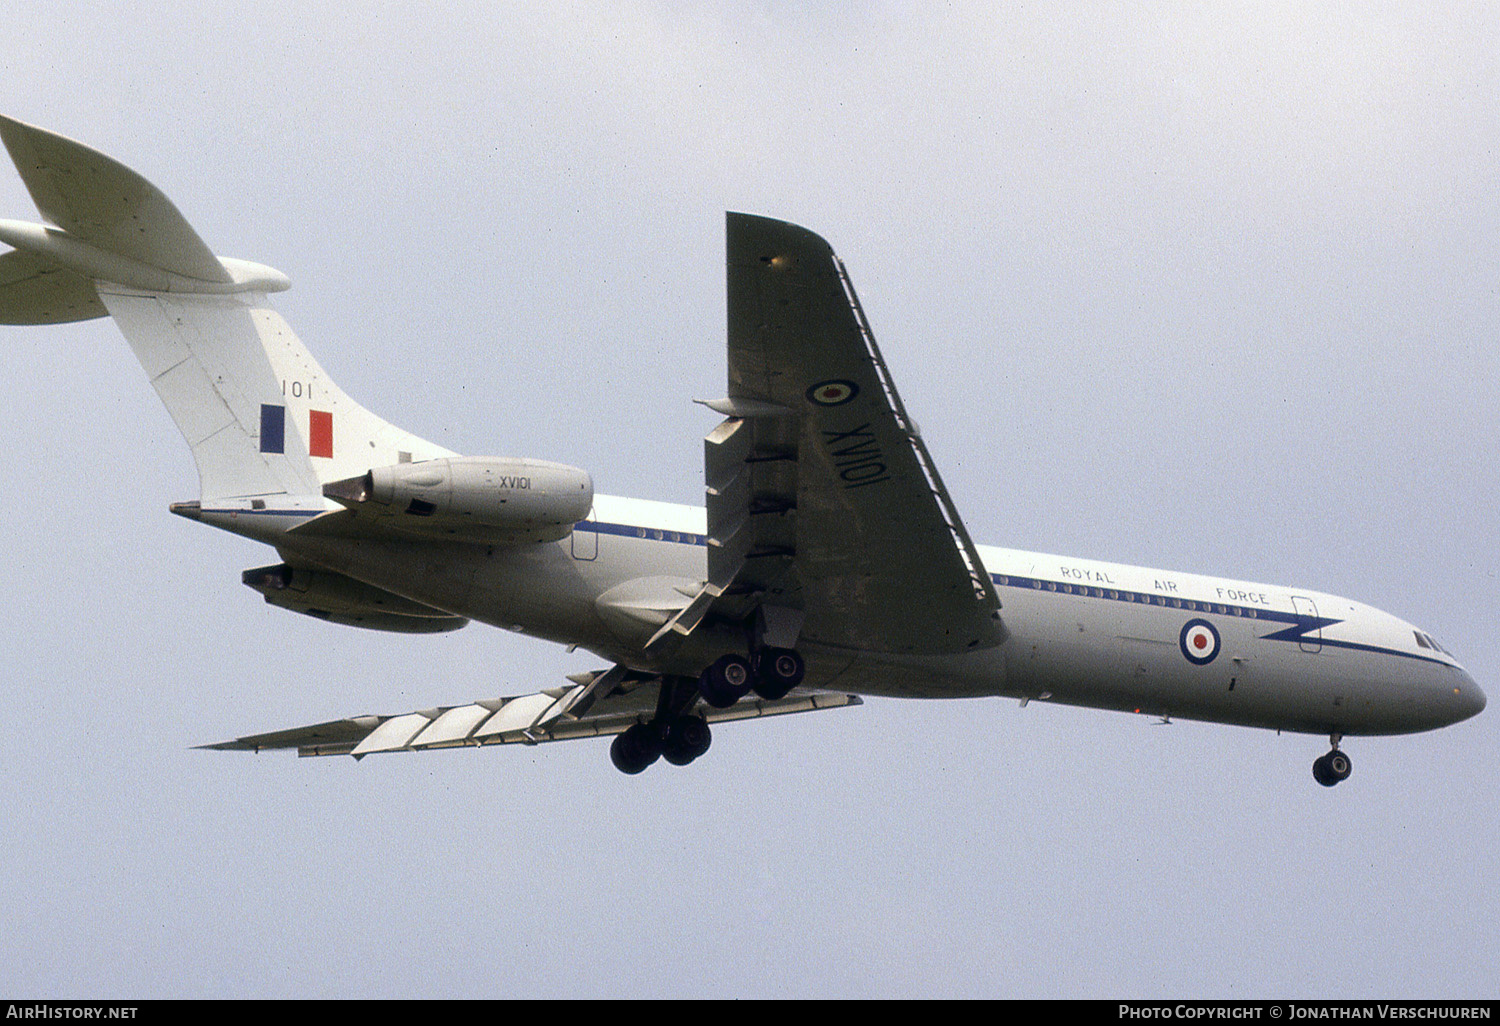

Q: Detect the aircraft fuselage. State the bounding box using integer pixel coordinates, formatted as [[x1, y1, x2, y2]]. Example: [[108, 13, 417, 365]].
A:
[[189, 492, 1485, 741]]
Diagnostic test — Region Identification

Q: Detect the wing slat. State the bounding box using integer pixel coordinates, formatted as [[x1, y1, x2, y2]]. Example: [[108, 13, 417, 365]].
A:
[[350, 712, 433, 755], [409, 704, 495, 748]]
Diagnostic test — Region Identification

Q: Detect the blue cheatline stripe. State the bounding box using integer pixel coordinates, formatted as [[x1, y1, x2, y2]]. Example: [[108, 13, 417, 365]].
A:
[[259, 404, 285, 454], [988, 571, 1446, 665]]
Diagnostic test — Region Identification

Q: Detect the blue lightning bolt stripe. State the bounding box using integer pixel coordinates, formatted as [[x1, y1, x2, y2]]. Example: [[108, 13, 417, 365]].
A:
[[1256, 617, 1343, 644]]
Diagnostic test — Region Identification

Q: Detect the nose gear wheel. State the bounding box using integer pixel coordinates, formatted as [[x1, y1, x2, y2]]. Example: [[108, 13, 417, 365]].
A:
[[1312, 735, 1352, 787]]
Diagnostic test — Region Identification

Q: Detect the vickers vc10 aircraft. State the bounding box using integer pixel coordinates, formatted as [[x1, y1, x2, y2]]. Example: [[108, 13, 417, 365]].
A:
[[0, 116, 1484, 783]]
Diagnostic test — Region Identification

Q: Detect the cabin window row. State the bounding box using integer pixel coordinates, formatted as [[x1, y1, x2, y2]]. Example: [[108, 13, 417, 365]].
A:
[[992, 575, 1260, 619], [631, 526, 699, 544]]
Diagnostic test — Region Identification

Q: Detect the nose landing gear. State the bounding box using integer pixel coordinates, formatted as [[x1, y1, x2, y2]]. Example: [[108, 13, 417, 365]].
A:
[[1312, 735, 1352, 787]]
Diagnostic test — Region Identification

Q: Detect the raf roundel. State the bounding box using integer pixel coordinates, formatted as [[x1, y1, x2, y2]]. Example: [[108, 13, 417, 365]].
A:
[[1179, 618, 1221, 665], [805, 379, 860, 406]]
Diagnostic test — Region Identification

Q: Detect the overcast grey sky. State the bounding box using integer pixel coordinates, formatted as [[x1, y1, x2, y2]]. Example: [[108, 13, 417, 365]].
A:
[[0, 2, 1496, 998]]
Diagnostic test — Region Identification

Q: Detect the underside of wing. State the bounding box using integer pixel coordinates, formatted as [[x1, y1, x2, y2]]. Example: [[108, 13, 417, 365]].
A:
[[201, 666, 862, 757], [702, 213, 1003, 655]]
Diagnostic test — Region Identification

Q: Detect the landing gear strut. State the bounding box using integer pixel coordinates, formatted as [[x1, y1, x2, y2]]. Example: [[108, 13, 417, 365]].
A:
[[1312, 734, 1352, 787]]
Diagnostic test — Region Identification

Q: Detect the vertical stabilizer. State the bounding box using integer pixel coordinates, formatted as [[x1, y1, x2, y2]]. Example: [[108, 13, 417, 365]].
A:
[[0, 116, 455, 503]]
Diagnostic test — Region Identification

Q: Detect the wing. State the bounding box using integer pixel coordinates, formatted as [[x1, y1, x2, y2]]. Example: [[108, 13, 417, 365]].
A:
[[687, 213, 1003, 656], [200, 666, 862, 757]]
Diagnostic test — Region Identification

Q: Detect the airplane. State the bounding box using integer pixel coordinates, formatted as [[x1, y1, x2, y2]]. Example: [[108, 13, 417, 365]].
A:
[[0, 115, 1484, 784]]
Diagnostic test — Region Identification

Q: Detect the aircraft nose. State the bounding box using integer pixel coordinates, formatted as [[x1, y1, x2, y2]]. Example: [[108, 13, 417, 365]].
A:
[[1450, 669, 1487, 724]]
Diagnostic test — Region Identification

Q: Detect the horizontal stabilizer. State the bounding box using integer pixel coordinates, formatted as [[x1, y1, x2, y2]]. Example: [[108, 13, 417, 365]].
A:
[[0, 248, 105, 323], [0, 115, 230, 282]]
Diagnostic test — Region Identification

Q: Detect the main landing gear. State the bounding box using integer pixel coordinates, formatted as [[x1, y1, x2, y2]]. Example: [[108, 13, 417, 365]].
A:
[[610, 714, 713, 775], [608, 648, 807, 774], [697, 648, 806, 707], [1312, 734, 1353, 787]]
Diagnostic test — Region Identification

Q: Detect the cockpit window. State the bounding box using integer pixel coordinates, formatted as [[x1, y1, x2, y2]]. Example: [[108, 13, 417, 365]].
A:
[[1415, 631, 1454, 657]]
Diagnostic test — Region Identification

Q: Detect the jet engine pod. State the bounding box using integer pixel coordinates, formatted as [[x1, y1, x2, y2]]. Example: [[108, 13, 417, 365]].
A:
[[324, 456, 594, 544], [242, 563, 469, 633]]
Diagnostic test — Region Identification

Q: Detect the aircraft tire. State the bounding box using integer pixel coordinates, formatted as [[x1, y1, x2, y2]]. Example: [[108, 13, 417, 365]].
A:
[[1312, 750, 1352, 787], [699, 654, 754, 708], [662, 715, 712, 766], [753, 648, 805, 701], [610, 722, 663, 774], [1312, 754, 1336, 787]]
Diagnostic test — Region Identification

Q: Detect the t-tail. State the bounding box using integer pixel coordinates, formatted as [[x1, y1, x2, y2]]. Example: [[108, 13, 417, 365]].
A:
[[0, 115, 454, 508]]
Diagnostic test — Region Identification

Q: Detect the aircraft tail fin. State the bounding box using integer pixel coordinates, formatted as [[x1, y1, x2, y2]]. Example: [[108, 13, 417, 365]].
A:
[[0, 115, 454, 502]]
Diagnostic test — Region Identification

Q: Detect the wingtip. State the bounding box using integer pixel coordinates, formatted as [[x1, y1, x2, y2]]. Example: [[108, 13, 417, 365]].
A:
[[726, 211, 835, 259]]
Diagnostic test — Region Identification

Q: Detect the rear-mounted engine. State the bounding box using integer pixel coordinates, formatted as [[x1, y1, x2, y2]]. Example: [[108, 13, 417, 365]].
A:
[[243, 563, 469, 633], [323, 456, 593, 544]]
